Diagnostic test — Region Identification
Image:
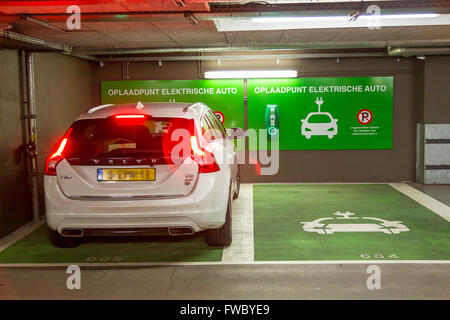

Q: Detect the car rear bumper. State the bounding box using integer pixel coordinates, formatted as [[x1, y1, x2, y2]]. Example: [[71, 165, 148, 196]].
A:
[[58, 218, 199, 236], [44, 173, 230, 234]]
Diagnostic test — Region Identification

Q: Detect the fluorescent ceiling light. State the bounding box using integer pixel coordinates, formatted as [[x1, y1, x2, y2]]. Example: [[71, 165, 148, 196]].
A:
[[204, 70, 298, 79], [215, 13, 450, 31], [252, 13, 440, 23]]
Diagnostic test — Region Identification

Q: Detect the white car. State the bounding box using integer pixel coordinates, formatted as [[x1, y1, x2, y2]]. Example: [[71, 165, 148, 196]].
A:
[[44, 102, 241, 247], [301, 112, 338, 139]]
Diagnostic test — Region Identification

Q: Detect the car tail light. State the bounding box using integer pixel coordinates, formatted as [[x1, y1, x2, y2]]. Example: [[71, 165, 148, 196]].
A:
[[190, 136, 220, 173], [112, 114, 149, 124], [113, 114, 146, 119], [110, 114, 149, 126], [45, 128, 72, 176]]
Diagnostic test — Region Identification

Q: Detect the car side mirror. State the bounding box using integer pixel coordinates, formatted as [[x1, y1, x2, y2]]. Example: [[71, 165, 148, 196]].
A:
[[228, 127, 245, 139]]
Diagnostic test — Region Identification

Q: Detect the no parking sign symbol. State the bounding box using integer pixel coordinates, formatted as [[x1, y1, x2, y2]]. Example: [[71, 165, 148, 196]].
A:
[[214, 111, 225, 124], [357, 109, 373, 125]]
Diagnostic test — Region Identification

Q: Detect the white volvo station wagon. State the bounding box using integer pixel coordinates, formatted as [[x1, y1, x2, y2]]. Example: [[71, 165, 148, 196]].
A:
[[44, 102, 241, 247]]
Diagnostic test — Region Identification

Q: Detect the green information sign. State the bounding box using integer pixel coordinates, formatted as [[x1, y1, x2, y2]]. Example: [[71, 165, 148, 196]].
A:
[[101, 80, 245, 130], [247, 77, 393, 150], [101, 77, 393, 151]]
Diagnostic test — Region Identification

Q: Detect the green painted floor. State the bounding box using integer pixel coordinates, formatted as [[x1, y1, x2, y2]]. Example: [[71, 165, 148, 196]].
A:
[[0, 225, 222, 264], [1, 184, 449, 264], [253, 184, 450, 261]]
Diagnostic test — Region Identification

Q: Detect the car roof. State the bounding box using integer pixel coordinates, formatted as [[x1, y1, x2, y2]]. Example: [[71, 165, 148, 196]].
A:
[[307, 112, 333, 117], [76, 102, 206, 121]]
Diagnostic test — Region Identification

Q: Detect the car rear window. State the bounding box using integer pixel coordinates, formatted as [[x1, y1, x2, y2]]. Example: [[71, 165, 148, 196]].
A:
[[64, 117, 194, 161]]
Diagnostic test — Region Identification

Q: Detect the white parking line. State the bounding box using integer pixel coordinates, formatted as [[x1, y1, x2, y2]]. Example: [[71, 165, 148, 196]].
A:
[[221, 184, 254, 262], [251, 182, 393, 185], [1, 260, 449, 268], [389, 183, 450, 222], [0, 220, 44, 252]]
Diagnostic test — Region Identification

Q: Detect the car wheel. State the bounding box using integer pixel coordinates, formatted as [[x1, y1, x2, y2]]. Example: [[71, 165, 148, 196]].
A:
[[207, 190, 232, 247], [328, 134, 334, 139], [233, 165, 241, 200], [305, 134, 311, 139], [48, 227, 81, 248]]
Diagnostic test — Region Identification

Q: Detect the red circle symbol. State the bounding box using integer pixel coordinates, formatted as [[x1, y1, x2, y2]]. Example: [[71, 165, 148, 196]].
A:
[[214, 111, 225, 124], [357, 109, 373, 125]]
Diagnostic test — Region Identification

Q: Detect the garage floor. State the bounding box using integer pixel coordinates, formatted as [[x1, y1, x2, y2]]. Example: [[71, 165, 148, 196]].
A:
[[0, 183, 449, 299]]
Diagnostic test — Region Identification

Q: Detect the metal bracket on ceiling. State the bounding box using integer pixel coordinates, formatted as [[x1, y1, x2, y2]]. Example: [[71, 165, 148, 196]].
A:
[[173, 0, 185, 7], [21, 15, 67, 33], [184, 12, 199, 25]]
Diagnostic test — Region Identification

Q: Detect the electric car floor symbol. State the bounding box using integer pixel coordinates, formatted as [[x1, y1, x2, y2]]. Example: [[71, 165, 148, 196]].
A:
[[300, 211, 410, 235], [301, 97, 338, 139]]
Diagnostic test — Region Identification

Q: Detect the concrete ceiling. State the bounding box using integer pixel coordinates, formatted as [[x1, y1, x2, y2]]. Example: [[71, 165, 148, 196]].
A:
[[0, 0, 449, 53]]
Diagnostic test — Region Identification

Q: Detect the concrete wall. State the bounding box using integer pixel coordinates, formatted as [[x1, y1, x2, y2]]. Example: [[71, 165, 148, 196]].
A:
[[91, 56, 422, 182], [0, 50, 94, 239], [423, 56, 450, 124], [0, 49, 31, 238], [34, 52, 94, 213]]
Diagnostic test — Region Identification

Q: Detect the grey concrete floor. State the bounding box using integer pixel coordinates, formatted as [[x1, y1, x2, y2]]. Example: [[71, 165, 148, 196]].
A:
[[409, 183, 450, 207], [0, 264, 449, 299]]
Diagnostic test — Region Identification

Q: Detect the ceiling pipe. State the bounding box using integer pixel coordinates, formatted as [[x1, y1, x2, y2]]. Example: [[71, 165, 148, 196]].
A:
[[0, 29, 70, 51], [0, 29, 98, 61], [100, 52, 388, 62], [60, 51, 98, 62], [81, 40, 450, 56], [388, 47, 450, 57]]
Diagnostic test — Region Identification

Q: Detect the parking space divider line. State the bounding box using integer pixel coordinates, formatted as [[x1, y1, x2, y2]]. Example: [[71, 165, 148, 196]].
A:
[[0, 220, 45, 252], [221, 184, 254, 262], [389, 183, 450, 222]]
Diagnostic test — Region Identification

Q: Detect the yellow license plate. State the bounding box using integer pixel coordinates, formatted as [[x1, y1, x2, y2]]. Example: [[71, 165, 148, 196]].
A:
[[98, 168, 155, 181]]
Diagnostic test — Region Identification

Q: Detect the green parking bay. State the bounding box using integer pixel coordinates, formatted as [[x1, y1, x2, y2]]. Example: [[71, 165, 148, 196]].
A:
[[0, 226, 222, 264], [1, 184, 449, 264], [253, 184, 450, 261]]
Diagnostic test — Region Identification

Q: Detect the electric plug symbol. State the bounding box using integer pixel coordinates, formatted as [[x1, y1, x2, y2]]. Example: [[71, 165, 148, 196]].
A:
[[315, 97, 324, 112]]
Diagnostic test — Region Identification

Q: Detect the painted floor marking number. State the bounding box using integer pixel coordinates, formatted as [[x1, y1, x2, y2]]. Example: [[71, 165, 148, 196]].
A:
[[86, 256, 123, 262], [361, 254, 399, 259]]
